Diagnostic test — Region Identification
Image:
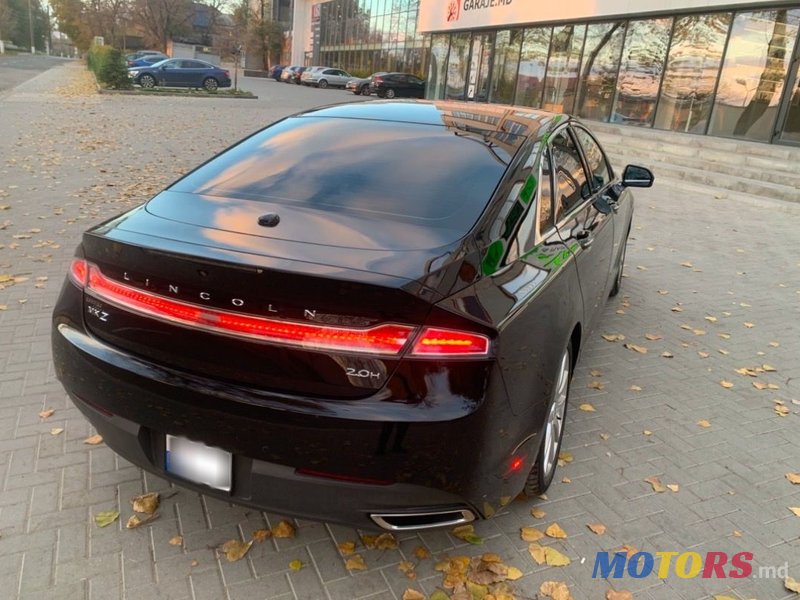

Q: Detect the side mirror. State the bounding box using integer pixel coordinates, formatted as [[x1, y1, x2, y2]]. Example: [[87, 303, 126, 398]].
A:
[[622, 164, 654, 188]]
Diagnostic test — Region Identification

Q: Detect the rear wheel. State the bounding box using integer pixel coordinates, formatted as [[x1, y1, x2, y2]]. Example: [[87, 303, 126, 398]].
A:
[[525, 345, 571, 496], [385, 88, 396, 99], [360, 85, 371, 96], [139, 74, 156, 89], [318, 79, 328, 89], [203, 77, 218, 92]]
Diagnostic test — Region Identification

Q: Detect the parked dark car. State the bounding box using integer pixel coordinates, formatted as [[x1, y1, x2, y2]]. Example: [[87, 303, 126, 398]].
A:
[[346, 72, 386, 95], [127, 54, 169, 69], [369, 72, 426, 98], [52, 101, 653, 531], [125, 50, 167, 65], [270, 64, 285, 81], [128, 58, 231, 91]]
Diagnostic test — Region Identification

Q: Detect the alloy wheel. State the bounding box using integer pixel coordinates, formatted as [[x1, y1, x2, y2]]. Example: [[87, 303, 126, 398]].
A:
[[540, 350, 570, 479]]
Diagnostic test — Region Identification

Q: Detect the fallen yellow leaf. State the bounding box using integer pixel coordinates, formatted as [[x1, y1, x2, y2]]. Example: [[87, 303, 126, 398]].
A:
[[786, 473, 800, 484], [345, 554, 367, 571], [667, 484, 680, 492], [94, 511, 119, 528], [602, 334, 625, 342], [398, 560, 416, 580], [531, 508, 546, 519], [644, 333, 662, 341], [413, 545, 429, 560], [697, 420, 711, 428], [589, 369, 603, 377], [743, 322, 754, 328], [788, 507, 800, 517], [558, 451, 573, 463], [169, 535, 183, 546], [125, 514, 158, 529], [540, 581, 574, 600], [452, 524, 482, 544], [374, 532, 399, 549], [272, 520, 296, 538], [607, 591, 634, 600], [545, 523, 568, 539], [83, 434, 103, 445], [719, 380, 734, 389], [50, 427, 64, 436], [579, 403, 596, 412], [221, 539, 252, 562], [252, 529, 272, 543], [131, 492, 159, 515], [661, 351, 674, 358], [621, 545, 638, 558], [289, 559, 303, 571], [624, 343, 648, 354], [38, 408, 54, 419], [588, 380, 605, 390], [507, 566, 523, 580], [645, 476, 667, 493], [520, 526, 544, 542], [402, 590, 424, 600], [785, 575, 800, 593], [629, 385, 642, 391], [587, 523, 606, 535]]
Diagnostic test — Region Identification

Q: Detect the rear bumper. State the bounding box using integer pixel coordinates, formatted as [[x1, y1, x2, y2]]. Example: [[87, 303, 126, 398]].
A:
[[52, 317, 531, 529]]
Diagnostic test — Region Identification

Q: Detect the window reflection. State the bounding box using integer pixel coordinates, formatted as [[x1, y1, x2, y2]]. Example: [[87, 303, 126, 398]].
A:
[[490, 29, 523, 104], [655, 13, 731, 133], [576, 22, 626, 122], [446, 33, 471, 100], [612, 18, 672, 126], [778, 70, 800, 142], [542, 25, 586, 113], [515, 27, 551, 108], [709, 9, 800, 141]]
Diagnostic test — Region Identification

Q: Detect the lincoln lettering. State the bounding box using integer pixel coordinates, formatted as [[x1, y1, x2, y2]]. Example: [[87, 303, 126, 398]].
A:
[[463, 0, 512, 10]]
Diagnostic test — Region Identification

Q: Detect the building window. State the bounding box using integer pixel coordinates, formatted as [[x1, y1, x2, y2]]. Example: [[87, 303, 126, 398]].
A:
[[709, 9, 800, 141], [490, 29, 523, 105], [575, 21, 626, 122], [654, 13, 732, 134], [612, 18, 672, 126], [542, 24, 586, 113], [427, 33, 449, 99], [515, 27, 551, 108], [446, 32, 471, 100]]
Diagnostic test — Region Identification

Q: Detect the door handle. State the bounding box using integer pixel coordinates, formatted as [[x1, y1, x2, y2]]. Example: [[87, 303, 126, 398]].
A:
[[576, 229, 594, 248]]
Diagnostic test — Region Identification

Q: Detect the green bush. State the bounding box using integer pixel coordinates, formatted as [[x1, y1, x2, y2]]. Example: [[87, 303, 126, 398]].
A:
[[87, 45, 132, 90]]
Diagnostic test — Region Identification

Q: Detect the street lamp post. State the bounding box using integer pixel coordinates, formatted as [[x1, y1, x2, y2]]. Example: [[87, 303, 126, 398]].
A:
[[28, 0, 35, 54]]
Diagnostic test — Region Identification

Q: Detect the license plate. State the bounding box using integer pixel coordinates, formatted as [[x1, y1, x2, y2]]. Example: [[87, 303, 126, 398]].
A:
[[165, 435, 232, 492]]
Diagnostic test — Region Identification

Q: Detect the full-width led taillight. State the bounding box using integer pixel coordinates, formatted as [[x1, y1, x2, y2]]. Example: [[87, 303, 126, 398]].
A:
[[410, 327, 490, 357]]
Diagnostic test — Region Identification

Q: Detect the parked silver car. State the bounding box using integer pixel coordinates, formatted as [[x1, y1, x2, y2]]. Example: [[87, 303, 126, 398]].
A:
[[301, 67, 352, 88]]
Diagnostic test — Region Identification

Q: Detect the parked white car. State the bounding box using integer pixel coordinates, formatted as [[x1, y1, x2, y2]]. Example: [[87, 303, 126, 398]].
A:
[[301, 67, 352, 88]]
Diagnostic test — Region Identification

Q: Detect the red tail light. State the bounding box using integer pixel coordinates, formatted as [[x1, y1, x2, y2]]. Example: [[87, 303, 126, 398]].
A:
[[223, 70, 230, 78], [373, 76, 384, 83], [69, 258, 88, 287], [410, 327, 490, 357], [81, 262, 415, 355]]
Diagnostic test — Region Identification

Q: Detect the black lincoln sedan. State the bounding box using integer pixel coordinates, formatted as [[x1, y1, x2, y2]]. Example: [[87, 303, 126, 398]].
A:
[[52, 101, 653, 531]]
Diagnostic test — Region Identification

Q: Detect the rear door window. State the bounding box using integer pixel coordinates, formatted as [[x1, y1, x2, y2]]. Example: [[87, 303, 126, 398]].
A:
[[572, 126, 613, 192], [550, 128, 591, 219]]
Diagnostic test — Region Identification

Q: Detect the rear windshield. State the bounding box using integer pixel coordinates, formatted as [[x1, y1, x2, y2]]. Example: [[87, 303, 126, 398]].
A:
[[170, 116, 518, 232]]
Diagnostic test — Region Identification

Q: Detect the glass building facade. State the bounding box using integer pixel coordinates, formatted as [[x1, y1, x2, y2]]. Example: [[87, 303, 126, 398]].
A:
[[313, 2, 800, 144], [316, 0, 428, 77]]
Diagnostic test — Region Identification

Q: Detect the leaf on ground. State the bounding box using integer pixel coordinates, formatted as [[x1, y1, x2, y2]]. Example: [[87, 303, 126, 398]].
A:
[[374, 532, 399, 550], [520, 526, 544, 542], [643, 430, 653, 436], [558, 451, 573, 464], [600, 432, 610, 440], [412, 546, 430, 560], [698, 351, 710, 358], [221, 539, 253, 562], [697, 419, 711, 428], [762, 364, 777, 372], [769, 341, 780, 347], [531, 508, 546, 519], [712, 596, 737, 600], [680, 261, 693, 268], [602, 334, 625, 342], [621, 545, 638, 558], [430, 592, 449, 600], [169, 535, 183, 546], [50, 427, 64, 436], [345, 554, 367, 571], [125, 513, 158, 529], [338, 541, 356, 555], [743, 322, 754, 328], [775, 405, 790, 417], [398, 560, 416, 580], [545, 523, 568, 539], [657, 289, 669, 295], [607, 592, 634, 600], [624, 343, 648, 354], [506, 566, 523, 580], [788, 507, 800, 517], [645, 476, 667, 493], [38, 408, 54, 419], [402, 590, 425, 600], [289, 559, 303, 571], [131, 492, 159, 514], [579, 403, 596, 412], [785, 576, 800, 593], [252, 529, 272, 543], [587, 523, 606, 535], [786, 473, 800, 484], [452, 524, 482, 545], [588, 380, 605, 390], [644, 333, 662, 341], [719, 380, 734, 389], [661, 351, 674, 358], [589, 369, 603, 377], [272, 520, 296, 538], [94, 510, 120, 528], [718, 333, 731, 339], [540, 580, 574, 600], [667, 484, 680, 492], [671, 306, 684, 312], [718, 349, 729, 355], [693, 329, 706, 336], [753, 381, 768, 390], [83, 434, 103, 445], [705, 316, 718, 323], [629, 384, 642, 391]]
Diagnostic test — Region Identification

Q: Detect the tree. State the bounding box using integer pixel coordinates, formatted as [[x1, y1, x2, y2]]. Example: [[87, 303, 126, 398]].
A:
[[0, 0, 16, 43], [4, 0, 48, 49], [249, 0, 282, 69], [135, 0, 192, 52]]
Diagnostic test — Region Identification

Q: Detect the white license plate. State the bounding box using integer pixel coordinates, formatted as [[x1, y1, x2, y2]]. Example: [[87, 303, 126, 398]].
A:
[[165, 435, 232, 492]]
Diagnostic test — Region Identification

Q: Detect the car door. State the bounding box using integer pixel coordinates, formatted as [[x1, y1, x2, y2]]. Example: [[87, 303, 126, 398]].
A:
[[408, 75, 425, 98], [336, 71, 351, 86], [571, 125, 630, 283], [550, 125, 615, 330], [157, 59, 181, 86], [184, 60, 208, 87]]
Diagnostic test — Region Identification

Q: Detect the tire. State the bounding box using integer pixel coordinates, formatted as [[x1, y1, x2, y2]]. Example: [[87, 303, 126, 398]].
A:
[[360, 85, 371, 96], [524, 344, 572, 496], [318, 79, 328, 89], [384, 88, 396, 99], [203, 77, 218, 92], [609, 229, 629, 297], [139, 74, 156, 89]]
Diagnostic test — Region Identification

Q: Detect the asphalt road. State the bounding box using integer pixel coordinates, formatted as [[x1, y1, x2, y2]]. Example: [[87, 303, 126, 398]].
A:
[[0, 54, 72, 93]]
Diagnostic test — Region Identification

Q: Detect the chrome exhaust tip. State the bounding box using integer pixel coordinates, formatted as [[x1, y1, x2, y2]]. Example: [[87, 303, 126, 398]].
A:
[[370, 508, 476, 531]]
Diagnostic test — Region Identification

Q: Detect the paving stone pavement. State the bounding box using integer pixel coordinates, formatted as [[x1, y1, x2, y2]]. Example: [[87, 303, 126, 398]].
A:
[[0, 61, 799, 600]]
